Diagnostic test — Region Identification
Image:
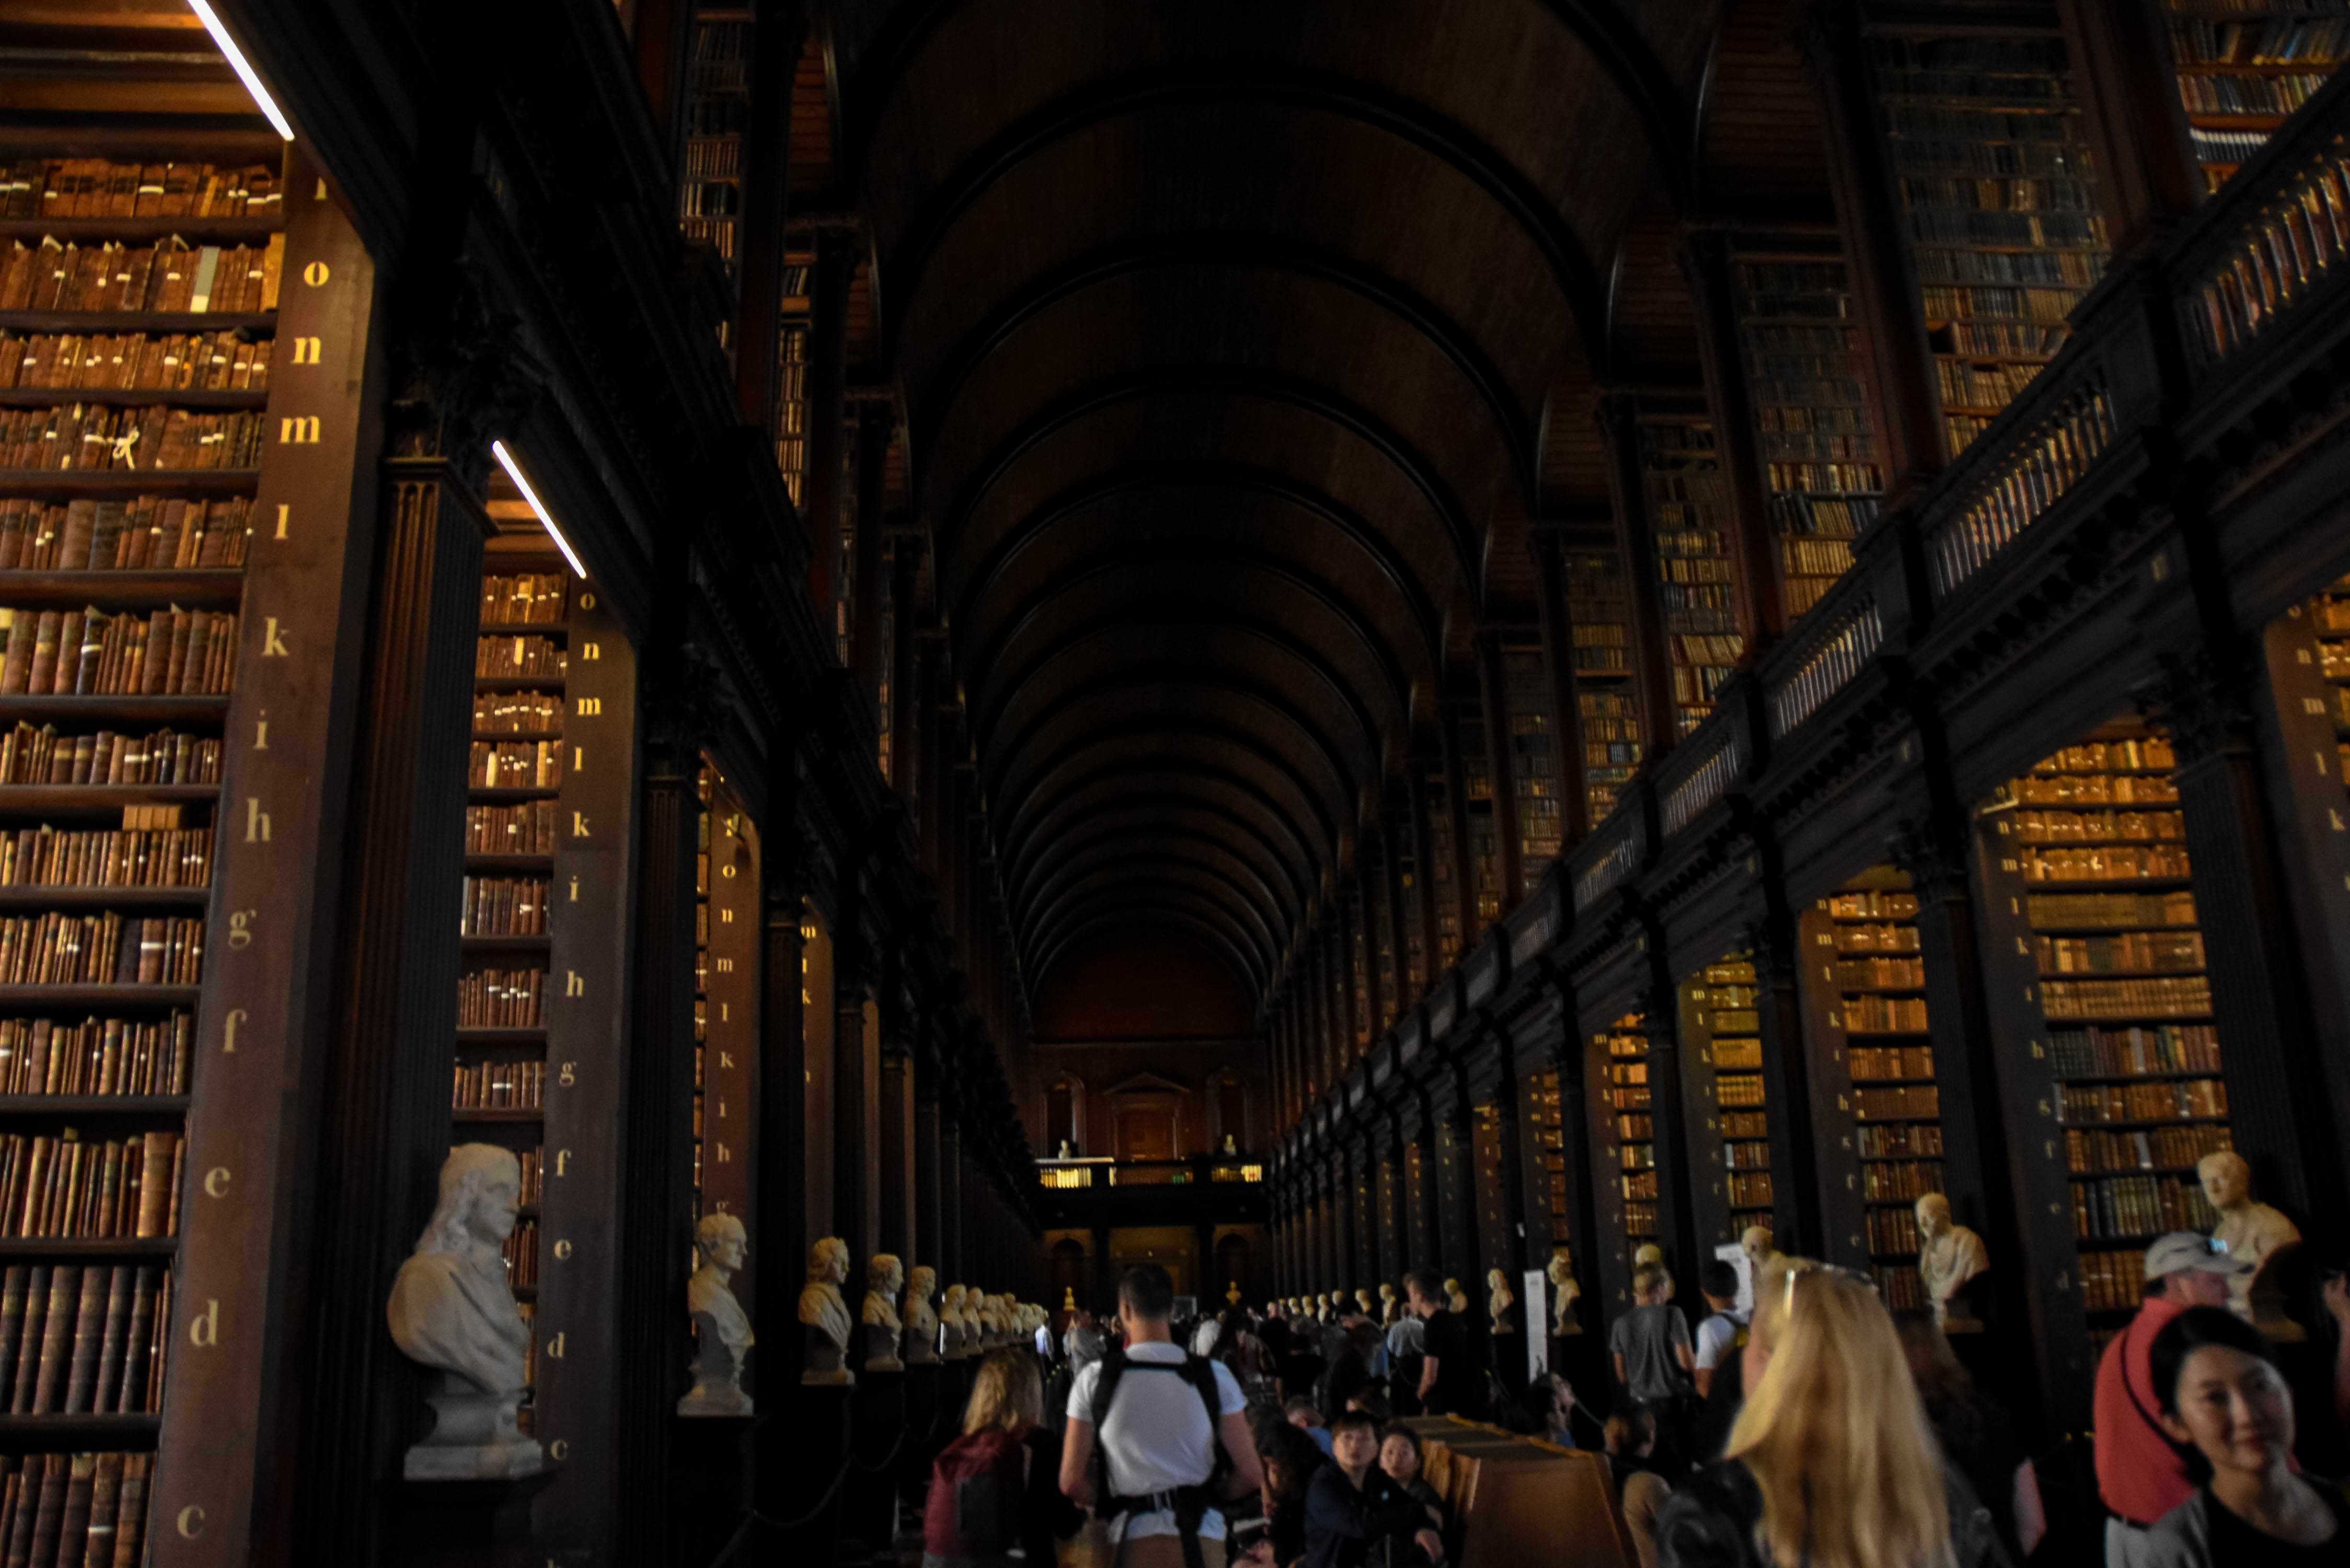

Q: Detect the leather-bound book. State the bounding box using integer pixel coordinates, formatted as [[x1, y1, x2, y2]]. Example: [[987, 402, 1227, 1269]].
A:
[[4, 1452, 48, 1568], [107, 1456, 146, 1568], [62, 1262, 108, 1411], [7, 1263, 43, 1413], [81, 1452, 121, 1568], [18, 1453, 62, 1568], [116, 1265, 154, 1414], [50, 1453, 93, 1568], [0, 1266, 26, 1411], [133, 1134, 171, 1239], [28, 1264, 76, 1412], [90, 1264, 129, 1413]]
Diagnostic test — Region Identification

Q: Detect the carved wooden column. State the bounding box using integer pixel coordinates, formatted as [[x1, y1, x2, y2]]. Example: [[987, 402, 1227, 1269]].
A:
[[1538, 978, 1599, 1334], [2057, 0, 2199, 258], [1747, 911, 1825, 1255], [803, 227, 854, 624], [914, 1043, 943, 1278], [1383, 799, 1418, 1003], [850, 401, 892, 720], [1596, 395, 1681, 758], [1681, 228, 1786, 649], [732, 0, 810, 430], [1431, 1069, 1480, 1287], [937, 1076, 965, 1284], [1636, 961, 1703, 1287], [1470, 1048, 1528, 1298], [890, 548, 923, 795], [291, 449, 486, 1560], [835, 863, 877, 1263], [1373, 1112, 1403, 1285], [878, 997, 916, 1264], [1474, 631, 1524, 912], [1438, 702, 1479, 944], [1403, 1092, 1439, 1282], [1529, 528, 1592, 847]]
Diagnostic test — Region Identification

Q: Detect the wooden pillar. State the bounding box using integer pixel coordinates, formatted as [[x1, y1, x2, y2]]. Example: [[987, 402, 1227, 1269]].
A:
[[1538, 981, 1599, 1334], [733, 0, 809, 431], [1432, 1072, 1480, 1287], [1437, 706, 1478, 944], [1680, 228, 1787, 648], [289, 459, 485, 1560], [756, 844, 809, 1389], [1529, 528, 1592, 847], [914, 1052, 943, 1276], [879, 1029, 916, 1264], [803, 227, 854, 626], [1406, 768, 1441, 983], [890, 547, 923, 794], [1472, 1053, 1527, 1295], [1404, 1094, 1439, 1280], [1748, 913, 1826, 1257], [835, 881, 876, 1262], [1798, 2, 1945, 498], [1596, 395, 1681, 756], [938, 1098, 964, 1285], [2057, 0, 2199, 257], [850, 401, 892, 720], [1383, 801, 1417, 1005], [1637, 964, 1703, 1289], [1475, 631, 1525, 911], [1373, 1116, 1402, 1286]]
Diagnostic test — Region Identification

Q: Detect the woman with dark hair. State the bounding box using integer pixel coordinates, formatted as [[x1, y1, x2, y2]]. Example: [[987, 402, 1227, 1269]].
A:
[[1259, 1417, 1329, 1568], [1892, 1308, 2043, 1561], [2141, 1305, 2347, 1563]]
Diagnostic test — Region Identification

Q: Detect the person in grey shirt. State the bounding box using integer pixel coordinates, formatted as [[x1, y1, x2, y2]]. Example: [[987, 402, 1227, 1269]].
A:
[[1384, 1310, 1426, 1361]]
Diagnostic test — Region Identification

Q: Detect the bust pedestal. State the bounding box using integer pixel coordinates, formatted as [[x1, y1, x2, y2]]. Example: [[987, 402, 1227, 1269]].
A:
[[386, 1467, 558, 1568], [404, 1378, 544, 1480]]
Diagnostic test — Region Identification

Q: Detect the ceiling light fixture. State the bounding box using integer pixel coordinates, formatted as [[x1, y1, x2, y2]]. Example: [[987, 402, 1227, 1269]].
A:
[[492, 440, 588, 580], [186, 1, 295, 142]]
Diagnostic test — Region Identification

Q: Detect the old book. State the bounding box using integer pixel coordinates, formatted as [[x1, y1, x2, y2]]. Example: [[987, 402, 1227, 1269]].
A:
[[0, 1265, 25, 1409], [22, 1452, 64, 1568], [62, 1259, 106, 1411], [0, 1470, 17, 1568], [4, 1452, 45, 1568], [48, 608, 79, 693], [7, 1264, 43, 1415], [54, 500, 94, 570], [29, 1264, 75, 1412], [107, 1455, 146, 1568], [136, 609, 168, 695], [82, 1452, 121, 1568], [114, 1265, 154, 1415], [25, 610, 59, 695], [133, 1133, 171, 1239], [51, 1454, 92, 1567], [71, 609, 102, 696], [0, 611, 29, 695], [90, 1264, 129, 1413], [145, 1269, 168, 1407]]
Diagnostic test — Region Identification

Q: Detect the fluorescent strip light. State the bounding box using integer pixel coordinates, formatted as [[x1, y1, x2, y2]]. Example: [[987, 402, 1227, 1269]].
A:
[[187, 2, 295, 142], [492, 440, 588, 580]]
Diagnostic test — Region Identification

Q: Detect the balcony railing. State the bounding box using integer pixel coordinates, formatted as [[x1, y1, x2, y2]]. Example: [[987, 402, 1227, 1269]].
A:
[[1034, 1155, 1265, 1190]]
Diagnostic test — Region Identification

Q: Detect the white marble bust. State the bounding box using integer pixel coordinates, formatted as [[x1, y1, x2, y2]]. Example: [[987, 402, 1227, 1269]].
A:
[[903, 1266, 940, 1364], [862, 1253, 905, 1371], [939, 1284, 970, 1359], [386, 1144, 544, 1479], [1548, 1247, 1583, 1335], [799, 1237, 855, 1386], [1916, 1194, 1990, 1330], [680, 1212, 754, 1415], [1378, 1283, 1399, 1326], [1444, 1277, 1469, 1315], [1738, 1227, 1783, 1279], [2202, 1151, 2303, 1335], [1487, 1267, 1516, 1334]]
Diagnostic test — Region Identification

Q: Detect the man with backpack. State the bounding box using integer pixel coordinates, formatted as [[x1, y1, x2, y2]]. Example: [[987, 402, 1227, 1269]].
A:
[[1061, 1264, 1266, 1568]]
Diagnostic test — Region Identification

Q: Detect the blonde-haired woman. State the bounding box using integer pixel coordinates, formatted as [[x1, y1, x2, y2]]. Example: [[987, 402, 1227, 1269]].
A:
[[1654, 1266, 2007, 1568], [924, 1348, 1083, 1567]]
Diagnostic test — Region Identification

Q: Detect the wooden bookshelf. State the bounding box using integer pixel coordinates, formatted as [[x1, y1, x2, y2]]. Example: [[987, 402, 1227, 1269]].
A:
[[1865, 26, 2111, 459], [1421, 758, 1460, 972], [1502, 645, 1560, 899], [1680, 960, 1773, 1251], [2164, 1, 2350, 191], [1600, 1017, 1658, 1243], [777, 312, 811, 509], [1974, 722, 2232, 1360], [1456, 711, 1501, 929], [1635, 414, 1743, 737], [1564, 550, 1639, 823], [1729, 249, 1882, 622], [678, 13, 753, 276], [1525, 1067, 1570, 1259]]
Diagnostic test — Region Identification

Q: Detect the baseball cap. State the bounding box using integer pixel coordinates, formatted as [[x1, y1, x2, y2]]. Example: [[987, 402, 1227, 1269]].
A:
[[2144, 1231, 2252, 1278]]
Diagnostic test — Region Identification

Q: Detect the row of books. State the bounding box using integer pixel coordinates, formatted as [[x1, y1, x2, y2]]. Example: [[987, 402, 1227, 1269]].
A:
[[1914, 245, 2103, 290], [1758, 439, 1874, 475], [480, 573, 566, 628], [1754, 399, 1871, 435], [0, 1450, 154, 1568], [503, 1220, 539, 1289], [1620, 1173, 1658, 1203], [0, 913, 201, 986], [2066, 1122, 2232, 1174], [1855, 1085, 1940, 1120], [0, 404, 263, 472], [0, 495, 253, 572], [1828, 890, 1920, 920], [0, 1013, 190, 1097], [0, 1263, 169, 1414], [1863, 1160, 1946, 1203], [2167, 17, 2350, 67], [1851, 1045, 1936, 1081], [2080, 1249, 2149, 1312], [1727, 1172, 1774, 1208], [0, 1131, 178, 1240], [2048, 1023, 2224, 1078], [453, 1059, 544, 1111], [1867, 1206, 1928, 1255], [1779, 537, 1857, 577], [1614, 1113, 1651, 1140], [2010, 772, 2179, 806], [468, 742, 563, 792], [1836, 955, 1926, 988], [457, 968, 547, 1029], [2042, 975, 2213, 1018], [1622, 1202, 1657, 1235], [0, 727, 219, 789], [1658, 556, 1735, 587], [464, 802, 557, 857], [1945, 321, 2071, 358], [1723, 1133, 1771, 1169], [2060, 1077, 2228, 1124], [0, 826, 209, 889], [1834, 922, 1922, 955], [2028, 891, 2197, 929], [2074, 1173, 2224, 1240], [1918, 283, 2087, 322], [0, 330, 271, 394], [2013, 808, 2185, 843], [1877, 1267, 1929, 1310], [1715, 1075, 1765, 1109], [1897, 174, 2100, 214], [2038, 931, 2206, 976], [0, 238, 281, 316], [0, 607, 239, 697], [1711, 1036, 1762, 1068], [1909, 210, 2106, 251], [473, 691, 561, 734], [1847, 995, 1931, 1033], [2020, 845, 2193, 883], [2037, 739, 2179, 774], [475, 636, 565, 679], [1859, 1122, 1943, 1159], [1, 157, 279, 220], [459, 877, 548, 938], [1721, 1111, 1768, 1139], [1936, 359, 2048, 411], [2174, 70, 2330, 117]]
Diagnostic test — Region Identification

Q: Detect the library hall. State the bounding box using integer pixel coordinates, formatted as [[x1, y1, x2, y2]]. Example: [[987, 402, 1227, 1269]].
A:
[[8, 0, 2350, 1564]]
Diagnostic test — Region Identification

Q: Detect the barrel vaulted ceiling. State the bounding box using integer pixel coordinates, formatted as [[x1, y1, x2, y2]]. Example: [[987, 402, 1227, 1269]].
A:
[[832, 0, 1821, 1001]]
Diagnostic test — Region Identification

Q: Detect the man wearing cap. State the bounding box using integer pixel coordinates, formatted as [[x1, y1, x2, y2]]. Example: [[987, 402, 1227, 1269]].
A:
[[2093, 1231, 2250, 1565]]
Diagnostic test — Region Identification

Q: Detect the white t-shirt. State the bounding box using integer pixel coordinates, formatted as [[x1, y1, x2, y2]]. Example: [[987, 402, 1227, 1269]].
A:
[[1067, 1340, 1246, 1542], [1695, 1309, 1747, 1371], [1191, 1319, 1222, 1357]]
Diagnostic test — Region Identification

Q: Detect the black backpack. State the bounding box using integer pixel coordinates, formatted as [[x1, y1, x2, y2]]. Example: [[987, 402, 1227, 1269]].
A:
[[1089, 1347, 1231, 1568]]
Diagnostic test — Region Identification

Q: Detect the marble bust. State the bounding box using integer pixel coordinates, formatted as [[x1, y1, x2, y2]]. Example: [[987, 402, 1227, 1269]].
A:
[[385, 1144, 544, 1479], [1355, 1288, 1376, 1319], [1548, 1247, 1583, 1335], [679, 1212, 753, 1415], [2202, 1151, 2303, 1336], [862, 1253, 905, 1371], [939, 1284, 970, 1359], [960, 1289, 985, 1355], [904, 1266, 940, 1365], [1739, 1227, 1784, 1280], [1487, 1269, 1516, 1334], [798, 1237, 855, 1386], [1444, 1278, 1469, 1314], [1378, 1283, 1399, 1326], [1916, 1194, 1991, 1330]]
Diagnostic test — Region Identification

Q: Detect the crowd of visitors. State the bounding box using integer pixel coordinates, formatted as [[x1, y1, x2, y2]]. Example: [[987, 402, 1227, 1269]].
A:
[[923, 1235, 2350, 1567]]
